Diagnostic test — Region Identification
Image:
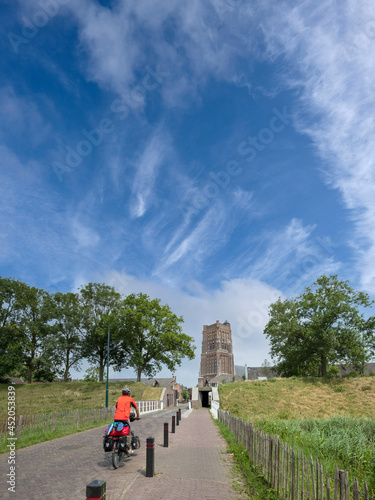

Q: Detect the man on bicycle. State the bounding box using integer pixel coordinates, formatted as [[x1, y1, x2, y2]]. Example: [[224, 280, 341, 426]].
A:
[[114, 387, 140, 448]]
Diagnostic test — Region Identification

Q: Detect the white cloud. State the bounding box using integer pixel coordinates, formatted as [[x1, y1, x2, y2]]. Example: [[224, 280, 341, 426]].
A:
[[157, 206, 227, 273], [100, 270, 281, 387], [130, 130, 170, 218], [0, 86, 51, 146], [64, 0, 258, 106], [222, 218, 340, 295], [71, 219, 100, 248], [254, 0, 375, 291]]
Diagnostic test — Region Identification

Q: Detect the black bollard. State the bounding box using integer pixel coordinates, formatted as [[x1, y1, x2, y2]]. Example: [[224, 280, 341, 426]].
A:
[[179, 408, 181, 422], [172, 415, 175, 433], [146, 437, 155, 477], [86, 480, 106, 499], [176, 411, 179, 426], [164, 422, 169, 447]]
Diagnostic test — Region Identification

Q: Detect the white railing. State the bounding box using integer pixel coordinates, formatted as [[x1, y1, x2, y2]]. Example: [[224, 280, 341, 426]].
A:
[[135, 400, 160, 413], [210, 400, 220, 419]]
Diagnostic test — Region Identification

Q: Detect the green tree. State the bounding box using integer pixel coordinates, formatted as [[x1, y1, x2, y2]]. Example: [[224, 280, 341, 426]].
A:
[[79, 283, 124, 382], [83, 366, 105, 382], [264, 275, 375, 377], [15, 282, 54, 383], [0, 277, 24, 380], [120, 293, 195, 382], [32, 357, 57, 382], [48, 292, 85, 382]]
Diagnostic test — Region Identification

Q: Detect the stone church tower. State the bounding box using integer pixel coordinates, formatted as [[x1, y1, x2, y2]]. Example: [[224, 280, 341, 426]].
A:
[[198, 320, 234, 386]]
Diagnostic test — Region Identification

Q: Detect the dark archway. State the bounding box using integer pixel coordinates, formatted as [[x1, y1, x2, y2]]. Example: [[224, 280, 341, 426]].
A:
[[201, 390, 210, 408]]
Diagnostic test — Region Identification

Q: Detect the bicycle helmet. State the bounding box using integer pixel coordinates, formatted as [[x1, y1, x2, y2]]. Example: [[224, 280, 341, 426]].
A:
[[122, 387, 131, 395]]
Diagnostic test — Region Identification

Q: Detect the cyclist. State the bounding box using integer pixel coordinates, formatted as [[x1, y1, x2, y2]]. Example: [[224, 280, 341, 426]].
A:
[[114, 387, 140, 449]]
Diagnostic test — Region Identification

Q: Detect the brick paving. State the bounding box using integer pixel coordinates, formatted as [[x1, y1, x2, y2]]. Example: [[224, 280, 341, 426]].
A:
[[0, 407, 246, 499], [128, 408, 245, 500]]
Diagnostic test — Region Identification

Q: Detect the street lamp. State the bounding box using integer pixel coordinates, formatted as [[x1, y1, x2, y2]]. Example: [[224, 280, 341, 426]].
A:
[[106, 313, 136, 408]]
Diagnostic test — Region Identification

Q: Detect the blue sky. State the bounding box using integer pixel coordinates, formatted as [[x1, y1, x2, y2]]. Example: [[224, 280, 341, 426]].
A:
[[1, 0, 375, 387]]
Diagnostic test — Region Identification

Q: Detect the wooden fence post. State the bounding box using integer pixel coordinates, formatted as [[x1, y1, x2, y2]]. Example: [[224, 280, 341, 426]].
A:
[[285, 444, 289, 497], [295, 451, 300, 500], [310, 456, 316, 500], [319, 461, 324, 500], [272, 435, 278, 491], [290, 450, 295, 500], [325, 475, 331, 500], [305, 456, 311, 500], [339, 469, 349, 500], [16, 415, 23, 439], [316, 458, 320, 500], [363, 482, 369, 500], [334, 466, 340, 500], [352, 478, 360, 500], [280, 441, 285, 496], [363, 483, 370, 500]]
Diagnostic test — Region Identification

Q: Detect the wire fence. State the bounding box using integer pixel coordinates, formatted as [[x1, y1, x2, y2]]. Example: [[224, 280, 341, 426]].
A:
[[218, 410, 373, 500]]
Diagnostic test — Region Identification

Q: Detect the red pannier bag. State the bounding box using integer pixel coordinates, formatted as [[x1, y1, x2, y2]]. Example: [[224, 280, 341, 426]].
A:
[[104, 423, 130, 437], [114, 425, 130, 436]]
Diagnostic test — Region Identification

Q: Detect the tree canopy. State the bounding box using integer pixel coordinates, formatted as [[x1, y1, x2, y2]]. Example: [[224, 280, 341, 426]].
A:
[[264, 275, 375, 377], [48, 291, 85, 382], [79, 282, 125, 382], [119, 293, 195, 382], [0, 276, 195, 385]]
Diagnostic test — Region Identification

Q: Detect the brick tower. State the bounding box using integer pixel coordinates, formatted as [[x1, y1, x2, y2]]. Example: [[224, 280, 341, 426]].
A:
[[198, 320, 234, 386]]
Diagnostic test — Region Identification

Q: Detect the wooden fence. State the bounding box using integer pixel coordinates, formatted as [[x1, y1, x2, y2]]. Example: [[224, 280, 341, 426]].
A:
[[0, 400, 160, 445], [218, 410, 373, 500]]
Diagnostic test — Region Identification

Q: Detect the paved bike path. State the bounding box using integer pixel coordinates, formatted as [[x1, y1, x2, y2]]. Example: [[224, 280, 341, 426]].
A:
[[0, 407, 245, 499], [128, 408, 245, 499]]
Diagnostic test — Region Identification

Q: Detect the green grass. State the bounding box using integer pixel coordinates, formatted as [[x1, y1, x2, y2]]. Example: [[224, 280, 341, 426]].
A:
[[220, 376, 375, 421], [215, 419, 279, 499], [0, 381, 151, 454], [141, 386, 163, 401], [220, 376, 375, 496], [0, 381, 147, 418], [256, 416, 375, 493]]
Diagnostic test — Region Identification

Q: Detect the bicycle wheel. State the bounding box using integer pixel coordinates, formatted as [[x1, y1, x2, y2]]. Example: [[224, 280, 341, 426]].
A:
[[112, 443, 120, 469]]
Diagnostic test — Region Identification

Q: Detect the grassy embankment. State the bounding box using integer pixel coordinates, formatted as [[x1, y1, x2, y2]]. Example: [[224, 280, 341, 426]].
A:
[[0, 381, 162, 452], [219, 376, 375, 496]]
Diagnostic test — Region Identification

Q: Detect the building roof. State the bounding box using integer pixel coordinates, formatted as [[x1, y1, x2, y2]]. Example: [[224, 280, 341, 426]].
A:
[[8, 377, 25, 384], [235, 365, 246, 378], [108, 377, 178, 388]]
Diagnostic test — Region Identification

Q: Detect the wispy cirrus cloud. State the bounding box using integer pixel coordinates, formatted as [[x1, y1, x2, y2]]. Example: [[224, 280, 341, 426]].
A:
[[130, 129, 171, 219], [222, 218, 339, 295], [0, 86, 51, 146], [255, 0, 375, 290], [63, 0, 259, 105]]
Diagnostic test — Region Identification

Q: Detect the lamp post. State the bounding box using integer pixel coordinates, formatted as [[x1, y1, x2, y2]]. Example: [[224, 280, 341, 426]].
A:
[[106, 313, 136, 408]]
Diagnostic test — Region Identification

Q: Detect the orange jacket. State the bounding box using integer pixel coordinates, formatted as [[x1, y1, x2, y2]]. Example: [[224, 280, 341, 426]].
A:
[[114, 395, 137, 420]]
